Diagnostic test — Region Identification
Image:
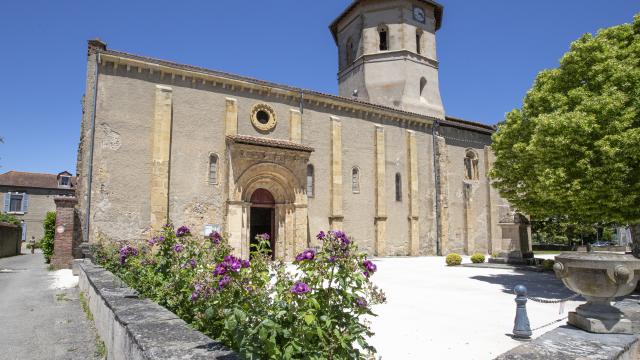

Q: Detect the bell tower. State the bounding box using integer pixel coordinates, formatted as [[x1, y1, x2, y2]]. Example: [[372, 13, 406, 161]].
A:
[[330, 0, 445, 119]]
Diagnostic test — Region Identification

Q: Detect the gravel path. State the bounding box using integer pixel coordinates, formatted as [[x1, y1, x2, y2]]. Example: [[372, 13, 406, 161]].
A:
[[0, 251, 100, 360]]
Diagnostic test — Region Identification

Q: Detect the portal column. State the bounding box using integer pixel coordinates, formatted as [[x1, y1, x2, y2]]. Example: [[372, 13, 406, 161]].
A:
[[375, 125, 387, 256], [227, 201, 250, 258], [329, 116, 343, 229], [149, 85, 173, 231]]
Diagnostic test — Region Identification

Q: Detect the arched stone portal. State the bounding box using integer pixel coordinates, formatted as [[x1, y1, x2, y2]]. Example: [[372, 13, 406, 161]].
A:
[[225, 135, 313, 261]]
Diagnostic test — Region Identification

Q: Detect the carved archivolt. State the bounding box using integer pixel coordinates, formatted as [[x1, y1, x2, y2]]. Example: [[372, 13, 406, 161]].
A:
[[250, 103, 277, 132]]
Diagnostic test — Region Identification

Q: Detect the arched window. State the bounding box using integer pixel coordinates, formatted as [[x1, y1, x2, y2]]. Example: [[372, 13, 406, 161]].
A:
[[416, 29, 423, 54], [420, 77, 427, 99], [346, 37, 354, 64], [395, 173, 402, 201], [464, 150, 479, 181], [351, 167, 360, 193], [378, 25, 389, 51], [208, 154, 219, 184], [306, 164, 315, 197]]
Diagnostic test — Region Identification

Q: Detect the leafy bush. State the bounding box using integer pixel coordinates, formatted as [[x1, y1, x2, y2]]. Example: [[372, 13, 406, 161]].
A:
[[470, 253, 486, 264], [95, 225, 386, 359], [446, 253, 462, 266], [542, 259, 555, 271], [0, 212, 20, 225], [40, 212, 56, 263], [26, 240, 42, 249]]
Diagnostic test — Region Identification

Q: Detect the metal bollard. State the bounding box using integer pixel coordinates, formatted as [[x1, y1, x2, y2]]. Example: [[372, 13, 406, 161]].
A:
[[512, 284, 532, 339]]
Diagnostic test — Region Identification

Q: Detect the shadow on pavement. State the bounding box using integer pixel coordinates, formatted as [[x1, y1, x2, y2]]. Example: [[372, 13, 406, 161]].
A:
[[470, 271, 579, 300]]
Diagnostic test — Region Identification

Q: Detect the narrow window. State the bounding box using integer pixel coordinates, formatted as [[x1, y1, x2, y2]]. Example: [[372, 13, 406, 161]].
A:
[[395, 173, 402, 201], [420, 77, 427, 99], [416, 29, 422, 54], [352, 167, 360, 193], [379, 26, 388, 51], [209, 154, 219, 184], [346, 37, 354, 64], [307, 164, 315, 197], [10, 193, 23, 212], [464, 150, 479, 180]]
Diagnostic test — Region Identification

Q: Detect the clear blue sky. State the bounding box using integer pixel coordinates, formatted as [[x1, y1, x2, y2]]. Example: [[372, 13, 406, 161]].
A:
[[0, 1, 638, 174]]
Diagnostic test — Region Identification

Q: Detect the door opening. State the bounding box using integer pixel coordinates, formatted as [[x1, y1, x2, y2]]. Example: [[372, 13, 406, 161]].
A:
[[249, 188, 275, 258]]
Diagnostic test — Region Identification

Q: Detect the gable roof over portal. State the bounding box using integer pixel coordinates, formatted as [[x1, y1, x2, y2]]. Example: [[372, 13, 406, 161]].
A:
[[329, 0, 444, 43]]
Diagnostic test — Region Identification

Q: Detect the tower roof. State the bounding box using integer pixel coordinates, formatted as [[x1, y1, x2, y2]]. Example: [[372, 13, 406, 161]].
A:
[[329, 0, 444, 43]]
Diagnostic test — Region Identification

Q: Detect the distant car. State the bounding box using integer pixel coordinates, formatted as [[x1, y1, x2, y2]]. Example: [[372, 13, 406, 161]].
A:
[[592, 241, 611, 247]]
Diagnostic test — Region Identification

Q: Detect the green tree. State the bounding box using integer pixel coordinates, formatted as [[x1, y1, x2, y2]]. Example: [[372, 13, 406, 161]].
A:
[[490, 15, 640, 255], [41, 212, 56, 263]]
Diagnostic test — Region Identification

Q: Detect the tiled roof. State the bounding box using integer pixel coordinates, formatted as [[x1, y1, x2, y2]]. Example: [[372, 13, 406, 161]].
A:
[[0, 171, 76, 190], [227, 135, 315, 153], [96, 47, 495, 135]]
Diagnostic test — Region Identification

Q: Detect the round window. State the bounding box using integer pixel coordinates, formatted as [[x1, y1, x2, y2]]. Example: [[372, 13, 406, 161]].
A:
[[250, 103, 277, 132], [256, 110, 270, 124]]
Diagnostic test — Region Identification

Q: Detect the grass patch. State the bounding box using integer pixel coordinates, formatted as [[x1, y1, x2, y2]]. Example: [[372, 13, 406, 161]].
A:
[[534, 251, 562, 255], [56, 293, 70, 302], [79, 292, 93, 321], [79, 292, 107, 359]]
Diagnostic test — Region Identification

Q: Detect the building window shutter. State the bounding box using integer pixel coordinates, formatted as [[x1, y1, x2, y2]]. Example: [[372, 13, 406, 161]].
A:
[[21, 222, 26, 241], [3, 193, 10, 213], [21, 193, 29, 212]]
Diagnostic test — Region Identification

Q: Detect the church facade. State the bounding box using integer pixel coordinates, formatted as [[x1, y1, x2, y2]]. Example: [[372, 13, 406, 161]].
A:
[[75, 0, 510, 260]]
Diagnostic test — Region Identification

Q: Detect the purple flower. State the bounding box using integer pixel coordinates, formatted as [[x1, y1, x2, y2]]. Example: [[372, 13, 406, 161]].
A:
[[173, 243, 184, 253], [213, 263, 227, 276], [191, 283, 203, 302], [176, 226, 190, 237], [316, 231, 326, 240], [295, 249, 316, 262], [209, 231, 222, 245], [328, 256, 337, 263], [363, 259, 377, 277], [218, 275, 231, 289], [163, 223, 174, 229], [256, 233, 270, 241], [355, 297, 368, 308], [181, 259, 197, 269], [148, 236, 165, 246], [290, 281, 311, 295], [241, 260, 251, 269], [224, 255, 242, 272], [119, 245, 138, 265]]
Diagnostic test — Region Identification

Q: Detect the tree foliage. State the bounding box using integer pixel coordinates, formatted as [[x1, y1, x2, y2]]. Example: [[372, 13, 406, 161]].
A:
[[41, 211, 56, 263], [490, 15, 640, 227]]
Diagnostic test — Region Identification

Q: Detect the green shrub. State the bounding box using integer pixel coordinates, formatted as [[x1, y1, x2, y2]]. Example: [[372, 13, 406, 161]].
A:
[[95, 226, 386, 359], [26, 240, 42, 249], [542, 259, 555, 271], [470, 253, 486, 264], [446, 253, 462, 266], [41, 212, 56, 264], [0, 212, 20, 225]]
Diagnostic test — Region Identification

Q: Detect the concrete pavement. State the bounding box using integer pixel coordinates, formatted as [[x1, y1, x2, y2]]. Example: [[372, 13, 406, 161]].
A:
[[368, 256, 581, 360], [0, 251, 99, 360]]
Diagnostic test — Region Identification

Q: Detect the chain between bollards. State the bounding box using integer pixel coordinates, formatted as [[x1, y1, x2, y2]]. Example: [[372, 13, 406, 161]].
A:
[[512, 285, 532, 339]]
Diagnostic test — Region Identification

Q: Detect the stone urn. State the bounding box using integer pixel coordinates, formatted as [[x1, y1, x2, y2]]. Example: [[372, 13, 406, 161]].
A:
[[553, 252, 640, 334]]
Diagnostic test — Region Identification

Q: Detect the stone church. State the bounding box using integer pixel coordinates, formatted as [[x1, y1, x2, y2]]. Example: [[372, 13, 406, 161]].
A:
[[75, 0, 512, 260]]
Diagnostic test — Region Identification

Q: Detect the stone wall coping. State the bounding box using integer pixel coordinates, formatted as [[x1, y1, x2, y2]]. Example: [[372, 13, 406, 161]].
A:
[[0, 222, 19, 229], [74, 259, 241, 360]]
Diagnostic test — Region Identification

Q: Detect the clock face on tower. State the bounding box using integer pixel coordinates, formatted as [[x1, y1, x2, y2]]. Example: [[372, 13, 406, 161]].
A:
[[413, 6, 425, 23]]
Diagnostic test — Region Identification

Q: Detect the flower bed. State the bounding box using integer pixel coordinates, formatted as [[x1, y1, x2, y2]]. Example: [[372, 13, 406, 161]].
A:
[[93, 225, 386, 359]]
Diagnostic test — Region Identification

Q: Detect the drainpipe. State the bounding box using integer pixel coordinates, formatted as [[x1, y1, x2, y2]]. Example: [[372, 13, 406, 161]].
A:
[[432, 120, 442, 256], [84, 52, 100, 243]]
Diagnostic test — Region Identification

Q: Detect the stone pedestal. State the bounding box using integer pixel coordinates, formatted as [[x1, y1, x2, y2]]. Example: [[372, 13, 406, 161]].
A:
[[50, 196, 78, 269], [569, 301, 632, 334], [489, 209, 533, 265]]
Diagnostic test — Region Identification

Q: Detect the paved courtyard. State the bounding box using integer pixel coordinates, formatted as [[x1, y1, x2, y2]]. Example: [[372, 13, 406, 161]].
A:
[[0, 251, 99, 360], [368, 256, 581, 360]]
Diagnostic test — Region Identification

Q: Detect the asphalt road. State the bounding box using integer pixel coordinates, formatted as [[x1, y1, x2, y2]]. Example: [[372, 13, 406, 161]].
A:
[[0, 250, 99, 360]]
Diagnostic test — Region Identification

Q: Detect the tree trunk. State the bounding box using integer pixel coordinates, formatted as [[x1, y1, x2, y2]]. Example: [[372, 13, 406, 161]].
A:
[[631, 224, 640, 258]]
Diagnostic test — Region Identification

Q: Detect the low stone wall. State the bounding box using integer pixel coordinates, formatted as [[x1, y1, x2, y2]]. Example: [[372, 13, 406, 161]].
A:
[[0, 222, 21, 258], [496, 298, 640, 360], [74, 259, 241, 360]]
